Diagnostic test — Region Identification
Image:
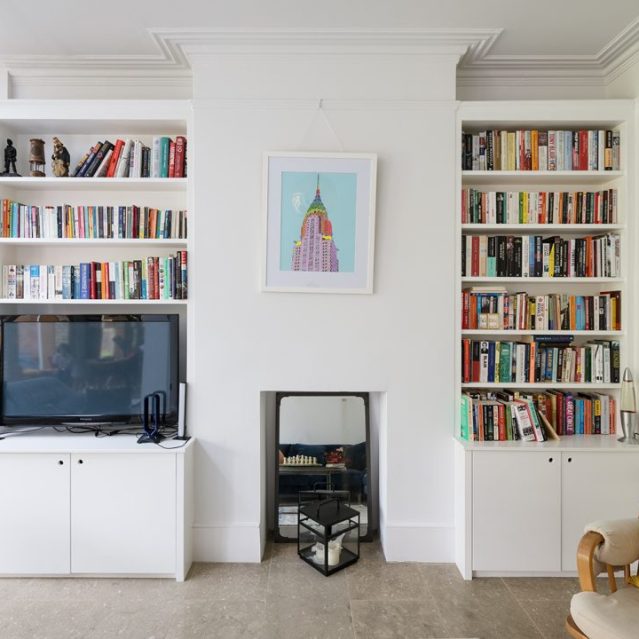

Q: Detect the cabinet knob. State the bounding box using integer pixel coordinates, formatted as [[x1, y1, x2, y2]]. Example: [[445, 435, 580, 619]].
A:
[[568, 457, 573, 463], [548, 457, 553, 463], [78, 459, 84, 465], [58, 460, 64, 465]]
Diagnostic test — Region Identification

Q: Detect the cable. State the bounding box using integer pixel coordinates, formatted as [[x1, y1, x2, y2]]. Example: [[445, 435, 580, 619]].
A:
[[0, 426, 47, 439]]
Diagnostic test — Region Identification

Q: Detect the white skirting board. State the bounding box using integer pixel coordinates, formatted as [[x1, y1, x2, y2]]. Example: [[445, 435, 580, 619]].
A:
[[193, 523, 263, 562]]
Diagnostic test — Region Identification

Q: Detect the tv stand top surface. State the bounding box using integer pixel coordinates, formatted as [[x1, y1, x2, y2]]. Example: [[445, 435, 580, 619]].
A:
[[0, 430, 193, 454]]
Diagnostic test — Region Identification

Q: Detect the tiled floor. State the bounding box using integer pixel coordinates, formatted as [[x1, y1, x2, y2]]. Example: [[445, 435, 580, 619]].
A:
[[0, 541, 579, 639]]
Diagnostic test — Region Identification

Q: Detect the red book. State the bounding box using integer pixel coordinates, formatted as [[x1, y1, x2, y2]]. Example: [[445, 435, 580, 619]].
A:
[[462, 290, 469, 329], [471, 236, 479, 276], [174, 136, 186, 178], [579, 130, 588, 170], [168, 141, 176, 178], [106, 139, 125, 177]]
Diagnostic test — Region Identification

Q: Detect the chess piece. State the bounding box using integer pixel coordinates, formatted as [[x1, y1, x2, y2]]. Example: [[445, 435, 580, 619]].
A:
[[51, 137, 70, 177], [29, 138, 46, 177], [1, 139, 20, 176]]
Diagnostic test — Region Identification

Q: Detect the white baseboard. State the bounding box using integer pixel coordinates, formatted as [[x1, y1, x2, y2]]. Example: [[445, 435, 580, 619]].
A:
[[381, 523, 455, 562], [193, 523, 262, 562]]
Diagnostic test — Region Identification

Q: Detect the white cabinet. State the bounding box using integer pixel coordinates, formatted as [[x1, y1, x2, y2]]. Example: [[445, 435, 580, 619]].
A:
[[456, 438, 639, 578], [0, 434, 193, 579], [71, 453, 176, 575], [0, 453, 70, 574], [562, 451, 639, 571], [472, 451, 561, 572]]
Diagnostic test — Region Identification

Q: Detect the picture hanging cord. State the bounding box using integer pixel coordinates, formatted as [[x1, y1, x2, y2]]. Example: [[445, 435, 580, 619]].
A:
[[296, 99, 345, 152]]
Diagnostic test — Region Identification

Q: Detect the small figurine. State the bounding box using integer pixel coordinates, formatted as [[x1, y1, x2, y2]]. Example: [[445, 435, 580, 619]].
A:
[[1, 139, 20, 176], [29, 138, 46, 177], [51, 137, 70, 177]]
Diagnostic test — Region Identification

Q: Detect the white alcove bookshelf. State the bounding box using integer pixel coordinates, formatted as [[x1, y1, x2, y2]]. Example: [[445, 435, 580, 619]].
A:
[[0, 99, 194, 579], [453, 100, 639, 580]]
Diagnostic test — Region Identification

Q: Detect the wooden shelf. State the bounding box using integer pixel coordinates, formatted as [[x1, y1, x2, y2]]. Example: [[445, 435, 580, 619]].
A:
[[462, 170, 623, 185], [0, 177, 187, 192]]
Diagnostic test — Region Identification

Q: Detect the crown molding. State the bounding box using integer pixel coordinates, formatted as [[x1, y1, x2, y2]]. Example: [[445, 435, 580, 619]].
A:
[[458, 17, 639, 87], [0, 27, 501, 95]]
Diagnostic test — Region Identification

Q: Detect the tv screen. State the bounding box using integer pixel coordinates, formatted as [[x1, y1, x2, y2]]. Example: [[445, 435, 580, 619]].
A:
[[0, 314, 179, 426]]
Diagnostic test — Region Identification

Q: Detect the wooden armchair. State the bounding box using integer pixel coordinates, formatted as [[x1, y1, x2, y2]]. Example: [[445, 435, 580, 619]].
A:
[[566, 519, 639, 639]]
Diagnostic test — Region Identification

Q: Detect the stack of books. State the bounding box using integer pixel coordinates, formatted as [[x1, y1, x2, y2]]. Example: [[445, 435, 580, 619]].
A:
[[461, 336, 620, 384], [70, 136, 187, 178], [1, 199, 187, 239], [461, 188, 618, 224], [461, 129, 620, 171], [1, 251, 187, 300], [462, 288, 621, 331], [460, 389, 616, 441], [462, 233, 621, 278]]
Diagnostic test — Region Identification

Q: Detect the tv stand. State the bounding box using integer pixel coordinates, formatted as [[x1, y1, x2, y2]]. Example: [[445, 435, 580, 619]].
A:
[[0, 431, 194, 580]]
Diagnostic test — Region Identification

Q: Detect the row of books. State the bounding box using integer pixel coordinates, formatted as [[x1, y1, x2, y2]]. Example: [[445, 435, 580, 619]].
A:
[[1, 200, 187, 240], [71, 137, 187, 178], [461, 129, 620, 171], [461, 189, 618, 225], [462, 289, 622, 332], [0, 252, 187, 300], [461, 337, 620, 384], [462, 233, 620, 278], [460, 389, 616, 441]]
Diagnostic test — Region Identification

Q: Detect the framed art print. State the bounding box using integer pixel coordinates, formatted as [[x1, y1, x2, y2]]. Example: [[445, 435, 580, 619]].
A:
[[262, 152, 377, 293]]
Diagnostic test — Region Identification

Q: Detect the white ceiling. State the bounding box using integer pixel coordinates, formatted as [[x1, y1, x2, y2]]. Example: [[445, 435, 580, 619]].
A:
[[1, 0, 637, 58]]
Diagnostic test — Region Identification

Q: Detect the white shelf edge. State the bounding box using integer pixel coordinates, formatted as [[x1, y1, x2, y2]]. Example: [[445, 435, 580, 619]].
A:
[[461, 224, 624, 232], [0, 299, 188, 305], [0, 239, 188, 246], [461, 330, 623, 336], [461, 382, 621, 390], [461, 277, 625, 283], [0, 177, 187, 192]]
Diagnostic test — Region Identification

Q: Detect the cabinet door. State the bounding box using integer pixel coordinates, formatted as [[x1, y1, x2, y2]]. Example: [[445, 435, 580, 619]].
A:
[[71, 453, 176, 575], [0, 453, 70, 574], [473, 451, 561, 572], [562, 452, 639, 571]]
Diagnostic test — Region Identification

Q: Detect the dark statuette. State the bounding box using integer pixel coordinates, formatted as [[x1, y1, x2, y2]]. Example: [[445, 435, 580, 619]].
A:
[[0, 139, 20, 176]]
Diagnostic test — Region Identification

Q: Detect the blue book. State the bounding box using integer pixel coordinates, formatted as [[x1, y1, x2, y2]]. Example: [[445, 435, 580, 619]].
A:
[[565, 131, 573, 170], [79, 263, 91, 299], [62, 265, 72, 299], [160, 137, 170, 178], [576, 296, 585, 330], [71, 265, 81, 299]]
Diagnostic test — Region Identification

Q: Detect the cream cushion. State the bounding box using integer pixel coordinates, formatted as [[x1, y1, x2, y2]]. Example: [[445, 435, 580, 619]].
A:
[[571, 587, 639, 639], [586, 519, 639, 567]]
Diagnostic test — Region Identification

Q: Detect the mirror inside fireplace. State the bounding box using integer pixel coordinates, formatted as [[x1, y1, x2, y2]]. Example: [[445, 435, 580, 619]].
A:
[[275, 392, 371, 541]]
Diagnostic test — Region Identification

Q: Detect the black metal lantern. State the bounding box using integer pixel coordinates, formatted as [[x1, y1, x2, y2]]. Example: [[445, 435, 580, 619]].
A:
[[298, 496, 360, 576]]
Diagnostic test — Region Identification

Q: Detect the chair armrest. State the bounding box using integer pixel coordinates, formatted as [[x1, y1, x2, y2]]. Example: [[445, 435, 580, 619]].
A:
[[576, 531, 604, 592]]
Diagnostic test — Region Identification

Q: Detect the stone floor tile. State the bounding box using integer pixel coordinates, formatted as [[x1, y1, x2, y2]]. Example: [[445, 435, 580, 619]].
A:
[[181, 562, 269, 601], [519, 600, 572, 639], [266, 593, 354, 639], [501, 577, 580, 604], [347, 561, 430, 601], [267, 560, 348, 602], [351, 599, 449, 639]]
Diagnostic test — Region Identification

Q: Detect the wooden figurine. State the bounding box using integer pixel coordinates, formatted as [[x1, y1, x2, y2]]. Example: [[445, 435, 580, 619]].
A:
[[29, 138, 46, 177], [1, 139, 20, 176], [51, 137, 70, 177]]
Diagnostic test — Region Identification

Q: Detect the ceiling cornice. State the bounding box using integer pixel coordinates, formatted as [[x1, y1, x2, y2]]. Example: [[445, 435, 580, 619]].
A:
[[0, 27, 501, 94], [0, 23, 638, 93], [457, 17, 639, 87]]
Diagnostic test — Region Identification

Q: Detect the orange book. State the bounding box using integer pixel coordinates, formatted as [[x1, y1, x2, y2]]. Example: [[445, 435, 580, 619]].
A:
[[531, 130, 539, 170], [102, 262, 109, 299]]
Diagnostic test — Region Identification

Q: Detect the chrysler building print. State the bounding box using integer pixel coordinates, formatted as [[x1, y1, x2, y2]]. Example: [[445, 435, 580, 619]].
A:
[[291, 176, 339, 272]]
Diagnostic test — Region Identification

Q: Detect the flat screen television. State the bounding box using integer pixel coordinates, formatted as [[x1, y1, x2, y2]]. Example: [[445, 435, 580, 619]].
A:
[[0, 314, 179, 427]]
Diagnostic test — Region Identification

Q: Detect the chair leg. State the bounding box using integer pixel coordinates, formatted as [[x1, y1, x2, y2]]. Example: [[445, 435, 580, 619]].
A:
[[565, 615, 588, 639]]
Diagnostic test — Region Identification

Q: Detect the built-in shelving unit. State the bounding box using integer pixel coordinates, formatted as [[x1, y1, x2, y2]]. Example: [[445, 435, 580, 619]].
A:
[[0, 99, 192, 376], [455, 100, 634, 440]]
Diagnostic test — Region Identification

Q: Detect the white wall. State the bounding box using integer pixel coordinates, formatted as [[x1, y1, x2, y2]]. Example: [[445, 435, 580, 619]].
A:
[[188, 50, 459, 561]]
